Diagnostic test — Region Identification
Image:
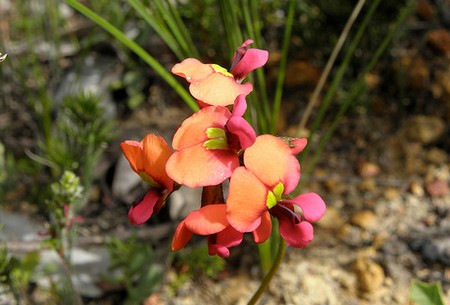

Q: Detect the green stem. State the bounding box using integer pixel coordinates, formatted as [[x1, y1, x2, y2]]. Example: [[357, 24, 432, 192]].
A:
[[64, 0, 199, 112], [270, 0, 295, 134], [248, 239, 286, 305]]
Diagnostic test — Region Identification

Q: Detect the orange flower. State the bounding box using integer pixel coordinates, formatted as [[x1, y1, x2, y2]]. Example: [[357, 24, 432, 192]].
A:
[[120, 134, 174, 225], [171, 40, 268, 107], [226, 135, 326, 247], [165, 96, 256, 188]]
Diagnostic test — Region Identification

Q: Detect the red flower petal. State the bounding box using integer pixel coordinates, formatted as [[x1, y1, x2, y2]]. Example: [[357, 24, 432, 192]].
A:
[[230, 48, 269, 81], [171, 58, 214, 83], [141, 134, 174, 191], [252, 211, 272, 244], [226, 116, 256, 149], [184, 205, 228, 235], [226, 167, 268, 232], [172, 220, 194, 251], [290, 192, 326, 222], [166, 144, 239, 187], [209, 225, 243, 258], [172, 106, 231, 151], [231, 94, 248, 117], [120, 140, 141, 173], [189, 73, 253, 107], [278, 219, 314, 248], [244, 135, 300, 194], [128, 189, 161, 225], [290, 138, 308, 155]]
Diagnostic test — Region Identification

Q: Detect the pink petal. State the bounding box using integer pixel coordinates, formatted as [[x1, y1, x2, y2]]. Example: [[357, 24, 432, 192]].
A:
[[289, 193, 326, 222], [252, 211, 272, 244], [230, 48, 269, 81], [226, 167, 268, 232], [244, 135, 300, 194], [231, 94, 248, 117], [278, 219, 314, 248], [290, 138, 308, 155], [171, 58, 214, 83], [189, 73, 253, 107], [209, 225, 243, 257], [166, 144, 239, 188], [184, 205, 228, 235], [128, 189, 161, 225], [172, 220, 194, 251], [226, 116, 256, 149], [172, 106, 231, 151]]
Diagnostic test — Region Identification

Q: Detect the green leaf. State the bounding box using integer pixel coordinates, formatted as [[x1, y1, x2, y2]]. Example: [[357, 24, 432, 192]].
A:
[[410, 280, 445, 305]]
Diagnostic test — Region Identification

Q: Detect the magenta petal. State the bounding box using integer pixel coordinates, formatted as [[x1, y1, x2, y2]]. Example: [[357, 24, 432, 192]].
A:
[[230, 48, 269, 81], [227, 116, 256, 149], [208, 226, 243, 258], [278, 220, 314, 248], [290, 138, 308, 155], [128, 189, 160, 225], [290, 192, 326, 222], [231, 95, 248, 117]]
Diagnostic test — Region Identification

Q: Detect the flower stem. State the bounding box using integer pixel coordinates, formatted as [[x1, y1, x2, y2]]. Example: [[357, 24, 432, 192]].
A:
[[248, 239, 286, 305]]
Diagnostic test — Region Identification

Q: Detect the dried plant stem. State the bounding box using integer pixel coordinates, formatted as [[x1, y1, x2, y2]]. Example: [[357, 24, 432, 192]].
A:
[[297, 0, 366, 133]]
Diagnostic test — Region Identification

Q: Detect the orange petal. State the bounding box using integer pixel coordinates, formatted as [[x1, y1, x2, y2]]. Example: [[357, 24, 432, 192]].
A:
[[226, 167, 268, 232], [120, 140, 141, 173], [166, 144, 239, 187], [184, 204, 228, 235], [140, 134, 174, 191], [172, 106, 231, 151], [252, 211, 272, 243], [171, 58, 214, 83], [244, 135, 300, 194], [172, 220, 193, 251], [190, 73, 253, 107]]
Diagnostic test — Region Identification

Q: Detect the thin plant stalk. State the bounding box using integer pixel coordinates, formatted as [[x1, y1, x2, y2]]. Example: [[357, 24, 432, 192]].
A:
[[64, 0, 199, 112], [299, 0, 382, 164], [247, 239, 286, 305], [301, 0, 416, 184], [270, 0, 296, 134], [297, 0, 367, 133]]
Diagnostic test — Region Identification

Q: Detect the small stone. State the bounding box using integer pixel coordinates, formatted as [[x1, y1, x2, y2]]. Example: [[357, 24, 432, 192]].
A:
[[426, 147, 448, 164], [383, 188, 400, 201], [410, 181, 425, 196], [358, 178, 377, 193], [358, 161, 381, 178], [427, 29, 450, 55], [416, 0, 435, 20], [425, 179, 449, 197], [317, 207, 345, 230], [351, 210, 378, 231], [404, 115, 446, 144], [353, 256, 385, 293]]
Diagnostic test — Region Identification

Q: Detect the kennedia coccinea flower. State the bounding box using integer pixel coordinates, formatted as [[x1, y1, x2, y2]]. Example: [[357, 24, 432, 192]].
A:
[[226, 135, 326, 248], [165, 95, 256, 188], [171, 39, 268, 107], [172, 203, 272, 258], [120, 134, 175, 225]]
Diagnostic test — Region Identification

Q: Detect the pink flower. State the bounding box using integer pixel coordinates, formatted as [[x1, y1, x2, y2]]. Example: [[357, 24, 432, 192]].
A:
[[172, 203, 271, 257], [120, 134, 174, 225], [171, 40, 268, 107], [226, 135, 326, 248], [165, 95, 256, 188]]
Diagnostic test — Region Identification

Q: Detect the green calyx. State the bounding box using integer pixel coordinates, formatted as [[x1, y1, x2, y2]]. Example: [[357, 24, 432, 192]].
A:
[[211, 64, 233, 77], [204, 127, 229, 150], [266, 182, 284, 209], [139, 172, 160, 188]]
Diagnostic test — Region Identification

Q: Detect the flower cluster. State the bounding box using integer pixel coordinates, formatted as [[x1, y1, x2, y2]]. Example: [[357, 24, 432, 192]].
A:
[[120, 40, 326, 258]]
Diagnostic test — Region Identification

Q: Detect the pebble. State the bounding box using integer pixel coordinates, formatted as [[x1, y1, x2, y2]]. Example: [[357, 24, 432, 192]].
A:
[[353, 256, 385, 294], [358, 161, 381, 178], [425, 179, 450, 197], [404, 115, 446, 144], [351, 210, 378, 231], [318, 207, 345, 230], [427, 28, 450, 55]]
